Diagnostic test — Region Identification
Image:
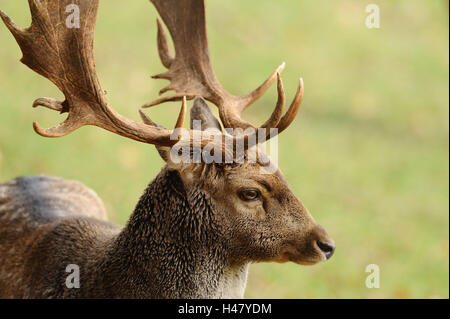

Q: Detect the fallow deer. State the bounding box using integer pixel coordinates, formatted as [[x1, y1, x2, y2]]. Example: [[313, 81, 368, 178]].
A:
[[0, 0, 335, 298]]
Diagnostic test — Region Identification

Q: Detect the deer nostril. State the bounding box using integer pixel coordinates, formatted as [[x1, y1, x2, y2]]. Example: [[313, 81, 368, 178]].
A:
[[316, 240, 335, 260]]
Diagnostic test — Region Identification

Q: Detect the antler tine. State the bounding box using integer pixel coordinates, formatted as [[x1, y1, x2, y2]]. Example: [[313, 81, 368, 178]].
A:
[[175, 97, 187, 129], [139, 109, 161, 128], [33, 98, 66, 112], [0, 8, 25, 37], [236, 62, 286, 114], [156, 18, 174, 69], [276, 78, 304, 134], [139, 96, 186, 130], [143, 93, 196, 109], [252, 72, 285, 130]]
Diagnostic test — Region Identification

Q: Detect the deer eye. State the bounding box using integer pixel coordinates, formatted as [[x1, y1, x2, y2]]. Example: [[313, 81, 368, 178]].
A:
[[238, 189, 261, 201]]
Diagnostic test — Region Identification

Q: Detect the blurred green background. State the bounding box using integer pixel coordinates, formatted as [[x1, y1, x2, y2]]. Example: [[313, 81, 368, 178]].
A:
[[0, 0, 448, 298]]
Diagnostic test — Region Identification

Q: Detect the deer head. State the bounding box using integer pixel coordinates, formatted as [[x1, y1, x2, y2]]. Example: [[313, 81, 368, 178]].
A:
[[0, 0, 334, 271]]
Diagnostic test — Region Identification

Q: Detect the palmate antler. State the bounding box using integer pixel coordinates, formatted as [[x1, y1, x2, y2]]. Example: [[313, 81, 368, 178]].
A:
[[0, 0, 303, 154], [146, 0, 304, 133], [0, 0, 187, 146]]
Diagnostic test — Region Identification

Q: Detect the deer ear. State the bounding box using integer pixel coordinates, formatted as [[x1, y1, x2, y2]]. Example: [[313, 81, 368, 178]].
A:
[[190, 97, 222, 132]]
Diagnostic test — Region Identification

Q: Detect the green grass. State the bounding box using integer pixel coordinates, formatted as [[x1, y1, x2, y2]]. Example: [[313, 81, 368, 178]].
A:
[[0, 0, 448, 298]]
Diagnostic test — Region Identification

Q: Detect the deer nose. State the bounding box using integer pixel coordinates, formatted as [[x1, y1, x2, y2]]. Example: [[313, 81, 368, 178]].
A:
[[316, 240, 335, 260]]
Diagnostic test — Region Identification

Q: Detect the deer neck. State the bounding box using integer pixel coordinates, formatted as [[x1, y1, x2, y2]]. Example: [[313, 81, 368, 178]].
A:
[[105, 167, 249, 298]]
